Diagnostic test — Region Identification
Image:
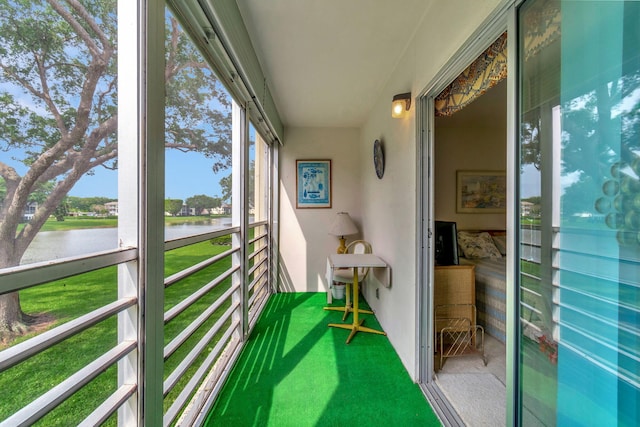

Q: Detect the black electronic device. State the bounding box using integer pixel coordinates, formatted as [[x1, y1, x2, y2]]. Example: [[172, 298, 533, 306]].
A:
[[434, 220, 459, 266]]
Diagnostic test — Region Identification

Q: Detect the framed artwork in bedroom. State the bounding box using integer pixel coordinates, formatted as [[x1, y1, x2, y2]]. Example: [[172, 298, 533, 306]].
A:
[[456, 170, 506, 213]]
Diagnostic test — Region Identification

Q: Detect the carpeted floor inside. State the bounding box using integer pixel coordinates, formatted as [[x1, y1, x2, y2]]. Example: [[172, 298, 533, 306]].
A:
[[436, 373, 505, 426], [435, 334, 507, 426], [205, 292, 441, 426]]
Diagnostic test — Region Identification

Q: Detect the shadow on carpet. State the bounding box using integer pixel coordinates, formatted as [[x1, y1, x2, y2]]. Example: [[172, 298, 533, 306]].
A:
[[205, 292, 441, 427]]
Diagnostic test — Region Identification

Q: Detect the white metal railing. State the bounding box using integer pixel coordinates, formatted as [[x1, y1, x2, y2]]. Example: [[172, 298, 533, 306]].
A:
[[162, 223, 271, 425], [247, 222, 270, 328], [164, 285, 238, 360], [164, 247, 238, 288], [3, 340, 137, 426], [164, 264, 239, 323], [0, 222, 272, 426], [79, 384, 137, 427], [0, 298, 136, 372], [519, 225, 545, 339], [0, 247, 138, 294], [164, 303, 240, 425]]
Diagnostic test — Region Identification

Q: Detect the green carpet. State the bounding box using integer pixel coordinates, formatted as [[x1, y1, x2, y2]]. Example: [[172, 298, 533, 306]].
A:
[[205, 292, 441, 426]]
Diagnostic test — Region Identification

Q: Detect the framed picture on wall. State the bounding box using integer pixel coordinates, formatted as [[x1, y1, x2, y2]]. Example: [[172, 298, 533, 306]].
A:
[[296, 159, 332, 208], [456, 170, 506, 213]]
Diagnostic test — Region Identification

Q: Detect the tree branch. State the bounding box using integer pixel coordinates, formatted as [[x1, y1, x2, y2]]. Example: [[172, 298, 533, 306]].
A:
[[32, 115, 118, 184], [96, 76, 117, 114], [35, 53, 69, 134], [87, 150, 118, 170], [0, 163, 20, 221], [47, 0, 103, 59], [17, 168, 82, 254], [165, 17, 179, 81], [165, 17, 210, 81], [0, 61, 65, 131], [167, 60, 211, 81], [16, 133, 117, 253], [68, 50, 114, 148], [66, 0, 112, 52], [0, 162, 21, 185], [45, 61, 86, 73], [38, 3, 115, 147], [7, 105, 115, 220]]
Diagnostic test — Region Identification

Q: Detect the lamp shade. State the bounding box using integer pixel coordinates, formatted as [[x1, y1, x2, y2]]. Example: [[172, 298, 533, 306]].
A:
[[329, 212, 358, 237]]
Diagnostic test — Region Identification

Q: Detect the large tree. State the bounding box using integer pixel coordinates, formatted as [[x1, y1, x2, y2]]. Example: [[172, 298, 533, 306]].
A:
[[0, 0, 231, 338], [164, 198, 184, 217], [67, 196, 115, 212], [218, 160, 255, 203], [185, 194, 219, 215]]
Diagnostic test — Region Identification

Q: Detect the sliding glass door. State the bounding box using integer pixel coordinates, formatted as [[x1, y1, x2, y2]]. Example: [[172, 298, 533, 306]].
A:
[[517, 0, 640, 425]]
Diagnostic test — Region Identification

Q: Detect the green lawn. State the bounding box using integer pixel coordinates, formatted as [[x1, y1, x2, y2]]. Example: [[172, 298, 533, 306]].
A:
[[0, 239, 233, 426], [37, 216, 118, 231], [520, 217, 540, 226], [30, 215, 229, 232]]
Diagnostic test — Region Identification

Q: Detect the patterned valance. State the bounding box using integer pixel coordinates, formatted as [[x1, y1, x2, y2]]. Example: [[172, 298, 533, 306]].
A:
[[522, 0, 560, 62], [435, 32, 507, 117]]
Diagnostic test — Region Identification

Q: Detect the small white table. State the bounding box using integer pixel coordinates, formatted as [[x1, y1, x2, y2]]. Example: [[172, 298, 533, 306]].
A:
[[325, 253, 388, 343]]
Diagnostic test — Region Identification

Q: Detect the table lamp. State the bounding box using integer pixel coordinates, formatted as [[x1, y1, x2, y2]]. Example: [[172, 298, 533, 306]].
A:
[[329, 212, 358, 253]]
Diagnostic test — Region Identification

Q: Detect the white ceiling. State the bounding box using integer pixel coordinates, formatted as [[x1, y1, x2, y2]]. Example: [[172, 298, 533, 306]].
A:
[[236, 0, 435, 128]]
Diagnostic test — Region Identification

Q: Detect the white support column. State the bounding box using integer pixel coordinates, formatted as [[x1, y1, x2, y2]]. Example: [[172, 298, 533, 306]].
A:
[[117, 1, 140, 424], [254, 133, 268, 293], [254, 133, 268, 222], [232, 101, 248, 340], [140, 0, 166, 424], [117, 0, 166, 425], [270, 142, 280, 294], [506, 6, 518, 426]]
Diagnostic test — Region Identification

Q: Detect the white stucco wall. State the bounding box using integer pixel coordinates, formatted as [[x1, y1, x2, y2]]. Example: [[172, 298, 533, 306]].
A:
[[278, 127, 362, 293], [278, 0, 507, 379], [359, 0, 506, 378]]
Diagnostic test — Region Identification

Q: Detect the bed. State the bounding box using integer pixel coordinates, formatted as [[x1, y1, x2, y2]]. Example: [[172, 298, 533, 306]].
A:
[[457, 230, 507, 343]]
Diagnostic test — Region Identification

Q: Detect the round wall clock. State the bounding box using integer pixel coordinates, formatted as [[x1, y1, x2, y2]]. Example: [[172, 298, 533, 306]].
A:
[[373, 139, 384, 179]]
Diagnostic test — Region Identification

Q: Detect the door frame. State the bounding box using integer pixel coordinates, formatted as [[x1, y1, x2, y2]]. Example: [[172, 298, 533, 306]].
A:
[[415, 2, 517, 424]]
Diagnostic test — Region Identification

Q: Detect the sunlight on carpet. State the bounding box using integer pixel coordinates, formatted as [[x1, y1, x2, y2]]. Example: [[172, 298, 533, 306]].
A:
[[205, 292, 441, 427]]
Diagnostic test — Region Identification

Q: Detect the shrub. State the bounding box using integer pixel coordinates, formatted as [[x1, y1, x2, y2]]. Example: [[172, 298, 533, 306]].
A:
[[210, 234, 232, 246]]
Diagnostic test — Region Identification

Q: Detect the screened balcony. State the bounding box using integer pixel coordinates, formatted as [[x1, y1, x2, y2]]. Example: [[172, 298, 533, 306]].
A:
[[0, 216, 274, 425], [0, 0, 497, 425], [0, 1, 281, 424], [1, 249, 440, 426]]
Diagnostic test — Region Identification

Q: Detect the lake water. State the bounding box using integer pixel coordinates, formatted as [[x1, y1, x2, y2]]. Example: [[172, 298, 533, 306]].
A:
[[21, 218, 232, 265]]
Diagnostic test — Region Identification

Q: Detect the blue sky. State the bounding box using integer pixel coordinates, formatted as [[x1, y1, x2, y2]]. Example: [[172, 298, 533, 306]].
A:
[[0, 6, 260, 204], [3, 125, 259, 203], [67, 130, 260, 201], [521, 164, 540, 199], [68, 149, 228, 200]]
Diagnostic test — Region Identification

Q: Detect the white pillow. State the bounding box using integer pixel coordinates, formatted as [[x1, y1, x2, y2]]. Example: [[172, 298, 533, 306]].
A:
[[457, 231, 502, 259], [492, 234, 507, 256]]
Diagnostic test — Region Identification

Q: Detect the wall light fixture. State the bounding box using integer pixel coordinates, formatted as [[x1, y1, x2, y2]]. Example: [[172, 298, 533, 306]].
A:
[[391, 92, 411, 118]]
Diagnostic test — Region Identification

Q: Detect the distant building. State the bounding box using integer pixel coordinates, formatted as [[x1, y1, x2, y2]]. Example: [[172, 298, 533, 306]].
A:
[[22, 202, 38, 221], [520, 200, 534, 216], [179, 205, 196, 216], [105, 201, 118, 216], [210, 203, 231, 215]]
